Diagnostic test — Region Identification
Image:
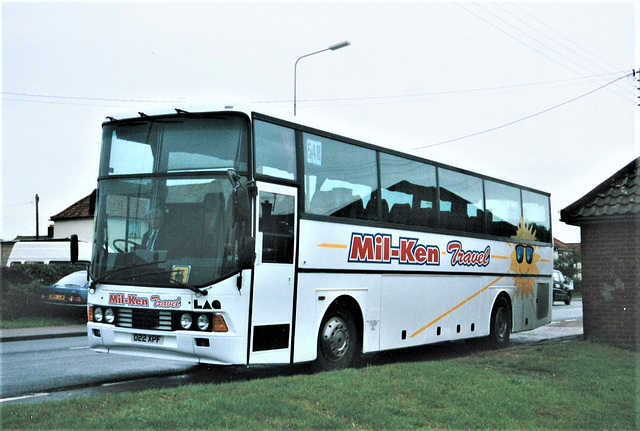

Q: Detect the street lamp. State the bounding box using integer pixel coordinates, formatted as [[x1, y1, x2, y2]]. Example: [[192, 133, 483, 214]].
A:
[[294, 40, 351, 116]]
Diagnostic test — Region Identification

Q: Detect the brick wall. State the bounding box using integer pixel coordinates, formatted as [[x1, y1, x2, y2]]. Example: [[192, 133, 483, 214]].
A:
[[580, 219, 639, 346]]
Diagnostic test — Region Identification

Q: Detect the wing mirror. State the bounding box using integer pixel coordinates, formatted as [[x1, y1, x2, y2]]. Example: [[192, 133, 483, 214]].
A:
[[70, 234, 79, 264], [234, 187, 251, 223], [238, 236, 255, 269]]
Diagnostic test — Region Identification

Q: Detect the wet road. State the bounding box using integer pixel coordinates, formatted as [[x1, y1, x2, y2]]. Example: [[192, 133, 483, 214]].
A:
[[511, 298, 583, 344]]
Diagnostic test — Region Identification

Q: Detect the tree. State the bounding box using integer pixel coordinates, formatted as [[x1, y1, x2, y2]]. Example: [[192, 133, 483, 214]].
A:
[[554, 249, 581, 288]]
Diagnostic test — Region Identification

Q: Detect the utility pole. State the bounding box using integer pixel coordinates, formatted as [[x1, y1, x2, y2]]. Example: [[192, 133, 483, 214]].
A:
[[35, 194, 40, 239], [635, 68, 640, 106]]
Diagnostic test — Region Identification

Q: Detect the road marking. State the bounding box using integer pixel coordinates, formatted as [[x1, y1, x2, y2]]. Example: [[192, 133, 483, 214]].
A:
[[101, 381, 131, 387], [0, 393, 49, 403], [101, 377, 156, 387], [70, 346, 90, 350]]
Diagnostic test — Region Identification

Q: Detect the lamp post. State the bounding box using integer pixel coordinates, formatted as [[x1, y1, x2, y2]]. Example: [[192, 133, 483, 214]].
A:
[[294, 40, 351, 116]]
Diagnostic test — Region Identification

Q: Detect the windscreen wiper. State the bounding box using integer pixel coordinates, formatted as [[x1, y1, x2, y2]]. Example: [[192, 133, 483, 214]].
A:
[[90, 260, 168, 290], [92, 263, 207, 296], [125, 269, 208, 296]]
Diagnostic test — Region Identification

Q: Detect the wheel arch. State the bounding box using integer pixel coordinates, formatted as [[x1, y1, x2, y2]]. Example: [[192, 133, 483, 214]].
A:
[[488, 291, 513, 346], [324, 294, 364, 340], [494, 291, 513, 313], [486, 289, 513, 330], [313, 294, 365, 371]]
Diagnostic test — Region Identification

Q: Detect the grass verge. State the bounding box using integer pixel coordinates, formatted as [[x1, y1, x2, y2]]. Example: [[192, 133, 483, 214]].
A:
[[1, 340, 637, 429], [1, 263, 87, 328], [0, 306, 86, 329], [0, 314, 86, 330]]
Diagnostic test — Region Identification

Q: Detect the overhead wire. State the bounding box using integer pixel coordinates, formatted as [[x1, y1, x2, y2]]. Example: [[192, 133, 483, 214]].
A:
[[510, 3, 630, 79], [2, 91, 178, 104], [2, 97, 142, 109], [3, 200, 35, 208], [5, 4, 632, 109], [413, 72, 633, 150], [495, 3, 626, 77], [4, 72, 625, 109], [252, 71, 626, 107], [455, 3, 634, 103], [495, 2, 635, 97]]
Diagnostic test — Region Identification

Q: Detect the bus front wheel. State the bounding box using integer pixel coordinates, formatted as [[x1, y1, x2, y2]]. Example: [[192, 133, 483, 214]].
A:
[[489, 296, 511, 347], [314, 307, 360, 372]]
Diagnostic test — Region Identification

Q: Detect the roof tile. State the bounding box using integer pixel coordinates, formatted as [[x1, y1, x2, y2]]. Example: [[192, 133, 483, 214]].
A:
[[50, 190, 96, 221], [561, 158, 640, 224]]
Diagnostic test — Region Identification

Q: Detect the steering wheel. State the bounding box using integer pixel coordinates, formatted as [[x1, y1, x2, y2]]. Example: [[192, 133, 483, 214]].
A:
[[113, 239, 139, 253]]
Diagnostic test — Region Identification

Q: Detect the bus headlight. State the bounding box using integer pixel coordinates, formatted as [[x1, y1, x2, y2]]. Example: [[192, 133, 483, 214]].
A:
[[180, 313, 193, 330], [197, 314, 210, 331], [104, 308, 115, 324], [94, 306, 103, 323]]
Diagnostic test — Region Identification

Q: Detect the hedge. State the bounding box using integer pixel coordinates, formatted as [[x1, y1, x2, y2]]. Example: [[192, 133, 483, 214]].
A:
[[0, 263, 86, 320]]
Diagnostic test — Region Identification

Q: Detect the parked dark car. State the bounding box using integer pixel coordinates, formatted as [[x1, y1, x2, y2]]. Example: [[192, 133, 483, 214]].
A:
[[553, 270, 572, 305], [39, 270, 90, 306]]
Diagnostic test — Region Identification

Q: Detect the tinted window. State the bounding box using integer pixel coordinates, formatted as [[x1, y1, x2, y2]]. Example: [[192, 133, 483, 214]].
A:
[[438, 168, 485, 233], [255, 120, 296, 180], [303, 134, 377, 220], [101, 115, 249, 176], [485, 180, 522, 237], [523, 190, 551, 243], [381, 154, 437, 226], [259, 192, 295, 263], [92, 176, 247, 287]]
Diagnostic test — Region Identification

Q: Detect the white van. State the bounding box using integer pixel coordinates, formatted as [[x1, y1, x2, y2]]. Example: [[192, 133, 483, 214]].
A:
[[6, 240, 92, 266]]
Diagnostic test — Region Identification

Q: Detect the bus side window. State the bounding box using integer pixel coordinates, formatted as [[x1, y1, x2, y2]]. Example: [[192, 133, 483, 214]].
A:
[[380, 153, 436, 228], [438, 168, 484, 234], [485, 180, 521, 238], [522, 190, 551, 243], [259, 193, 295, 264], [254, 120, 296, 180], [303, 133, 377, 221]]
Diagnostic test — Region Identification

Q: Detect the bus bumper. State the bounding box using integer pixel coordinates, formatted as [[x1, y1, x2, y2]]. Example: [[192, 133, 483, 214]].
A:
[[87, 322, 247, 365]]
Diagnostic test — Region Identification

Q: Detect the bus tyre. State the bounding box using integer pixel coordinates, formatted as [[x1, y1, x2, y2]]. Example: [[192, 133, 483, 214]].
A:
[[489, 296, 511, 348], [315, 308, 360, 372]]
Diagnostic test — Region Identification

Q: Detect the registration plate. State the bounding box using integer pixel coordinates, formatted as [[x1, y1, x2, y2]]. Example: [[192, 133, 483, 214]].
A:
[[49, 294, 65, 301], [132, 333, 163, 344]]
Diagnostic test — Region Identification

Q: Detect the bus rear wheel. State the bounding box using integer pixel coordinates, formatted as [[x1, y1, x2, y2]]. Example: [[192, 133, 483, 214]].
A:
[[489, 296, 511, 347], [314, 308, 360, 372]]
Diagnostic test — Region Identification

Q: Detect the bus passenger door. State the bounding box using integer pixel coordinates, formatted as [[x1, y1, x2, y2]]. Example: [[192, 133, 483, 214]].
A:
[[249, 182, 297, 364]]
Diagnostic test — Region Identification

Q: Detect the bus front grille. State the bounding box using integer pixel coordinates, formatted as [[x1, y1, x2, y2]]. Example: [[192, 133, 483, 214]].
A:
[[116, 308, 172, 331]]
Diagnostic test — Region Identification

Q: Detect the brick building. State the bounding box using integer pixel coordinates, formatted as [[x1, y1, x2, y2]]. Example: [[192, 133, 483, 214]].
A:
[[560, 158, 639, 347]]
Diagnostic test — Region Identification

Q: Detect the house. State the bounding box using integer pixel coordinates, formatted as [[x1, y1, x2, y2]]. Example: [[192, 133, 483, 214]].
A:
[[49, 190, 96, 243], [560, 157, 639, 347], [553, 238, 582, 287], [553, 237, 573, 260], [0, 191, 96, 266]]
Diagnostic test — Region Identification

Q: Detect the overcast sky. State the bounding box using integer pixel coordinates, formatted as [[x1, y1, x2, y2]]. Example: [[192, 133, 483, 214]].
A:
[[2, 1, 638, 243]]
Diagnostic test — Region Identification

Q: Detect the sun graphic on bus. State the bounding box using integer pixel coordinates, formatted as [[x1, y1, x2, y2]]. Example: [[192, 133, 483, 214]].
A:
[[509, 220, 540, 299]]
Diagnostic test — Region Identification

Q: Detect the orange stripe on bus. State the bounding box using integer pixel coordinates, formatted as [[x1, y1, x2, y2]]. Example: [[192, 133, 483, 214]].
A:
[[410, 276, 504, 338], [317, 243, 348, 249]]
